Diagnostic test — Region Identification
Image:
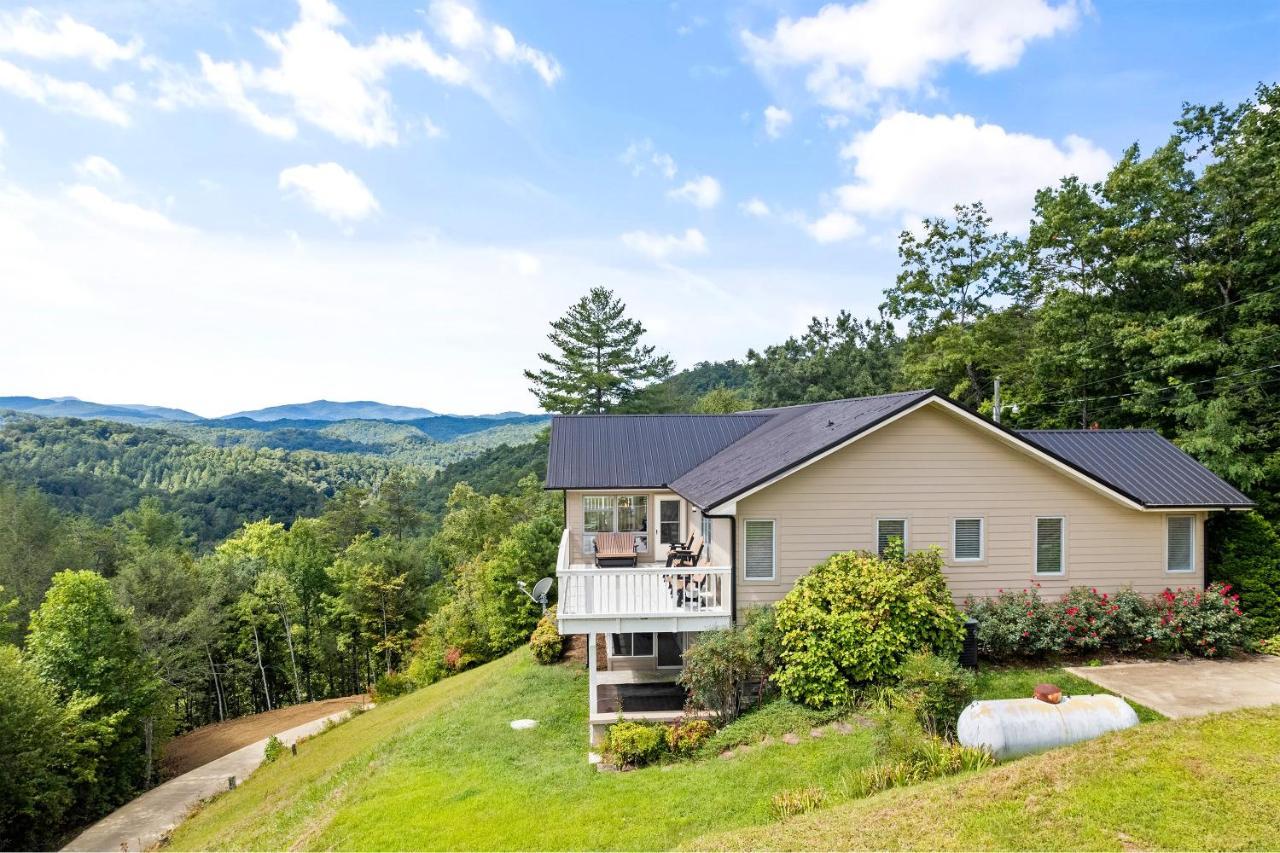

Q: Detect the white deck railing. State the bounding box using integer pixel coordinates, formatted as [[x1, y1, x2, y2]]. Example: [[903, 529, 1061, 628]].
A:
[[557, 564, 731, 620]]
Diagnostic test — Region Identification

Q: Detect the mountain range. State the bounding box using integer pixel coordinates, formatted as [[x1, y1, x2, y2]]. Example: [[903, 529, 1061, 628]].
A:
[[0, 396, 535, 424]]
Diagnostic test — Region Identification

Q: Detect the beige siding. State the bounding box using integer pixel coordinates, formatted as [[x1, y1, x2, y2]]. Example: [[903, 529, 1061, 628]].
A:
[[734, 404, 1206, 606]]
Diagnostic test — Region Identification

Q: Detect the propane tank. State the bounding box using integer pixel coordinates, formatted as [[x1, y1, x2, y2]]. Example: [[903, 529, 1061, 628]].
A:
[[957, 694, 1138, 760]]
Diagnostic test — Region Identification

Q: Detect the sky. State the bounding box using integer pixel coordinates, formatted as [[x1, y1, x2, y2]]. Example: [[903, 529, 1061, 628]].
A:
[[0, 0, 1277, 417]]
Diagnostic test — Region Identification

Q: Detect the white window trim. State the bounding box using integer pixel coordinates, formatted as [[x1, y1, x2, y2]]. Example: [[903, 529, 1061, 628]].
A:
[[657, 497, 685, 548], [1165, 514, 1197, 574], [876, 517, 910, 557], [582, 494, 651, 552], [742, 518, 777, 582], [1034, 516, 1066, 576], [608, 632, 656, 659], [952, 517, 985, 562]]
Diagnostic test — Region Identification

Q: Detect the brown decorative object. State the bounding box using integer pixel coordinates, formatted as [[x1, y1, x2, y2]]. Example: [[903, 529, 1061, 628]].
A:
[[1034, 683, 1063, 704]]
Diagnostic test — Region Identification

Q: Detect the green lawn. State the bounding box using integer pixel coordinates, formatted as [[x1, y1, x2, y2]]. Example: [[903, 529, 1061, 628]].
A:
[[972, 664, 1164, 722], [165, 654, 1168, 850], [691, 706, 1280, 850], [167, 650, 881, 850]]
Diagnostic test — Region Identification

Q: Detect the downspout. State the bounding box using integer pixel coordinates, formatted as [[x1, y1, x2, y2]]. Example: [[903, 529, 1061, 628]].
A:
[[704, 510, 737, 626]]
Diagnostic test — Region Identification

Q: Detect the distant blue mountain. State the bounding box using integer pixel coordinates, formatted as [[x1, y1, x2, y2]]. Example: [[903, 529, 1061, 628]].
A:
[[0, 396, 202, 423], [221, 400, 439, 422]]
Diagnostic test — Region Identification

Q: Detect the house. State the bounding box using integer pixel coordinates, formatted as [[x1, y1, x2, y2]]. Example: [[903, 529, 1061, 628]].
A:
[[544, 389, 1253, 741]]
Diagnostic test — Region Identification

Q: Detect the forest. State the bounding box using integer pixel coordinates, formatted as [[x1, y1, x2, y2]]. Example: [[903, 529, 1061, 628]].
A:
[[2, 85, 1279, 849]]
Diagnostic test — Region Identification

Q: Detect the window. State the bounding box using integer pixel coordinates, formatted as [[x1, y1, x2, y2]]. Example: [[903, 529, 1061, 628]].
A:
[[877, 518, 908, 557], [611, 633, 654, 657], [1035, 517, 1065, 575], [1167, 515, 1195, 573], [701, 515, 713, 550], [744, 519, 775, 580], [582, 495, 649, 551], [659, 499, 682, 546], [954, 518, 984, 561]]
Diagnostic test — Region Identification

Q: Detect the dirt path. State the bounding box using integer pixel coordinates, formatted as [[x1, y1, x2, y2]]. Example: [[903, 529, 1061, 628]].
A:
[[64, 703, 367, 853], [162, 695, 368, 777]]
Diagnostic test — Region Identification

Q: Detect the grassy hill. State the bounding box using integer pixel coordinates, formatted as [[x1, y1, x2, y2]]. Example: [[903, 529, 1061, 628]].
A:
[[693, 705, 1280, 851], [166, 650, 1280, 851], [165, 650, 879, 850]]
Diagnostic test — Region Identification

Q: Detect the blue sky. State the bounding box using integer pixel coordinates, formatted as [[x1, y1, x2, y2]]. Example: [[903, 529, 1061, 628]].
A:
[[1, 0, 1277, 416]]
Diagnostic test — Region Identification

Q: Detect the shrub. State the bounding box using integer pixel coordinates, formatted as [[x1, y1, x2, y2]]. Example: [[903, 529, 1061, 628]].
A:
[[679, 610, 778, 721], [529, 606, 563, 664], [604, 721, 665, 767], [774, 547, 963, 708], [1103, 587, 1158, 654], [1209, 511, 1280, 638], [770, 786, 827, 819], [263, 735, 285, 763], [665, 718, 716, 755], [372, 672, 413, 703], [1151, 583, 1249, 657], [966, 585, 1067, 659], [1259, 635, 1280, 656], [895, 651, 975, 739]]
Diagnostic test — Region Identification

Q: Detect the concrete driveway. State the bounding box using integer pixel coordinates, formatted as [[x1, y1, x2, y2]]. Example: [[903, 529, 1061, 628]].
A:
[[1065, 655, 1280, 718]]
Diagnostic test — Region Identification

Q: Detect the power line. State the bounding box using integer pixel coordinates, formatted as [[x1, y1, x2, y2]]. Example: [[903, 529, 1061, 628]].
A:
[[1036, 362, 1280, 408], [1029, 329, 1280, 406], [1057, 365, 1280, 420]]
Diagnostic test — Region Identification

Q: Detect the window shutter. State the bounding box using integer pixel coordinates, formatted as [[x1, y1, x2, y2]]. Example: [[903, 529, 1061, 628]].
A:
[[1036, 518, 1064, 574], [1167, 516, 1194, 572], [954, 518, 982, 560], [744, 520, 775, 580], [877, 519, 906, 557]]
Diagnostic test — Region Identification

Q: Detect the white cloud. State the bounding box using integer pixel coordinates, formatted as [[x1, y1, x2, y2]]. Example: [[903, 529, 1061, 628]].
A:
[[743, 0, 1080, 111], [740, 197, 770, 217], [667, 175, 721, 209], [278, 162, 380, 223], [0, 8, 141, 69], [823, 113, 850, 130], [834, 111, 1112, 231], [74, 155, 122, 182], [805, 211, 863, 243], [621, 227, 707, 260], [0, 57, 130, 124], [185, 0, 474, 147], [621, 138, 678, 179], [763, 105, 792, 138], [428, 0, 562, 86], [65, 184, 180, 232]]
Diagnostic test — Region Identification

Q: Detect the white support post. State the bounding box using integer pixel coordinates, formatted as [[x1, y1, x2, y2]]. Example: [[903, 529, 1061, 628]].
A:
[[587, 632, 598, 718]]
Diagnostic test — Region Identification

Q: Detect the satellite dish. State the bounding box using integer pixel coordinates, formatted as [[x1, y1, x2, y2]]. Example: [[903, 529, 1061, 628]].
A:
[[517, 577, 555, 613]]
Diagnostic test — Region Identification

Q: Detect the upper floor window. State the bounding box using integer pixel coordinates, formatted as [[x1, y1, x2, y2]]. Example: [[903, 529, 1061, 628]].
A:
[[877, 518, 907, 558], [953, 518, 984, 561], [583, 495, 648, 550], [1167, 515, 1195, 573], [1035, 517, 1065, 575]]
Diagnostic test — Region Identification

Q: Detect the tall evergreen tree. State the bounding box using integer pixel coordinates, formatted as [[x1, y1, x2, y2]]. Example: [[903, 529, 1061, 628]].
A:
[[525, 287, 674, 413]]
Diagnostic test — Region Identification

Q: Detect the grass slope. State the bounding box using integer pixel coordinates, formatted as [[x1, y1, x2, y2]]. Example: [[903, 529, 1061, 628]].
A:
[[693, 707, 1280, 851], [167, 650, 879, 850]]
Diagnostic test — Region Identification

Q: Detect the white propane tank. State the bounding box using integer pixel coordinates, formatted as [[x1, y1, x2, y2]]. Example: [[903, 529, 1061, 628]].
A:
[[957, 694, 1138, 760]]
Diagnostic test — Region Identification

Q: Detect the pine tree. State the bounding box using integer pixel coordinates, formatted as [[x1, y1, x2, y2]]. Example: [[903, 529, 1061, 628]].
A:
[[525, 287, 675, 413]]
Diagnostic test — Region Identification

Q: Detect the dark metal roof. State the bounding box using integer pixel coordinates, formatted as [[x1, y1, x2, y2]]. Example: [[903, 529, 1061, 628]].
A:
[[544, 413, 770, 489], [670, 390, 934, 509], [1018, 430, 1253, 508], [545, 390, 1253, 511]]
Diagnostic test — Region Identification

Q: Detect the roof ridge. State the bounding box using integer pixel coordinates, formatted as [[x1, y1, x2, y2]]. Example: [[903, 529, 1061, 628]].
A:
[[549, 412, 770, 419], [1017, 428, 1160, 434], [743, 388, 933, 415]]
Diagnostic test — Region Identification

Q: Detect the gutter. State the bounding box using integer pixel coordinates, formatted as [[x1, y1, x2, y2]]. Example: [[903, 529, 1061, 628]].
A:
[[703, 510, 737, 626]]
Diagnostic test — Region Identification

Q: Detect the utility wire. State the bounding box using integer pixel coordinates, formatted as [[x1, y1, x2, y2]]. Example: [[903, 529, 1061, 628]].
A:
[[1060, 366, 1280, 420], [1035, 362, 1280, 408]]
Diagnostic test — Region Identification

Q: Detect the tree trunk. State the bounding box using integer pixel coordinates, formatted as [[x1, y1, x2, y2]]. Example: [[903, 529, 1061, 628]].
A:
[[380, 595, 392, 676], [252, 623, 273, 712], [206, 644, 225, 722], [277, 600, 304, 704]]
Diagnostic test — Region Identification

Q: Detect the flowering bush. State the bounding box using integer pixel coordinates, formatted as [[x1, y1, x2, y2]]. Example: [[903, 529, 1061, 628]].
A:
[[664, 718, 716, 755], [1150, 583, 1247, 658], [965, 585, 1066, 659], [967, 583, 1249, 660]]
